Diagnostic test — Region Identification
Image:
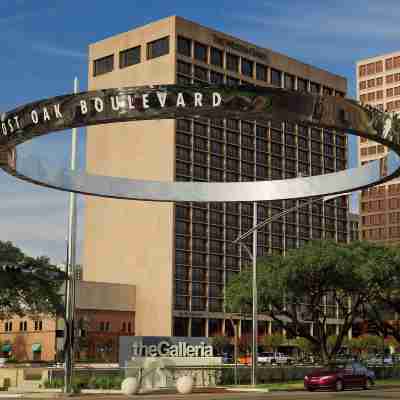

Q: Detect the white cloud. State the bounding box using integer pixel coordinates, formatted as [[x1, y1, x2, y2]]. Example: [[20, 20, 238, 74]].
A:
[[31, 42, 87, 59]]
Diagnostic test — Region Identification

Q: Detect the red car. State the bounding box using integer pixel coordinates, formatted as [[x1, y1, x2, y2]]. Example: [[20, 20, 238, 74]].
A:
[[304, 362, 375, 391]]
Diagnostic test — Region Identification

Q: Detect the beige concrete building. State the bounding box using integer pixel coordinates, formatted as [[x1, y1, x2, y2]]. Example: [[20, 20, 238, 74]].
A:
[[357, 52, 400, 244], [84, 16, 349, 339]]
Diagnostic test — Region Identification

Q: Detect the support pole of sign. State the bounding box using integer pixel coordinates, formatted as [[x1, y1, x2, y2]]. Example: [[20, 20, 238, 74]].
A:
[[64, 77, 79, 394], [251, 201, 257, 386]]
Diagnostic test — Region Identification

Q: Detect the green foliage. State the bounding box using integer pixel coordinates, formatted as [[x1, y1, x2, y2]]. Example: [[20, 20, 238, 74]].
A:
[[211, 335, 231, 355], [226, 240, 398, 363], [263, 333, 285, 351], [43, 375, 123, 390], [292, 337, 317, 355], [0, 240, 65, 319]]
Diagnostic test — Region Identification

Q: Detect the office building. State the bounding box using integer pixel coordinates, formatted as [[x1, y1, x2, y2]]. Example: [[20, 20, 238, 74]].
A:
[[357, 51, 400, 244], [84, 16, 349, 338]]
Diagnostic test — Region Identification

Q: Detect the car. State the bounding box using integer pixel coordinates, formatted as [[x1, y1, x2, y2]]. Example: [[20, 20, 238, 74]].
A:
[[367, 353, 393, 365], [258, 352, 293, 365], [222, 352, 234, 364], [304, 361, 375, 392]]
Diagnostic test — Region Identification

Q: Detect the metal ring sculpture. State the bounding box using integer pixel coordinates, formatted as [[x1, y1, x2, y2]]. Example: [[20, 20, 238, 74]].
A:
[[1, 85, 400, 202]]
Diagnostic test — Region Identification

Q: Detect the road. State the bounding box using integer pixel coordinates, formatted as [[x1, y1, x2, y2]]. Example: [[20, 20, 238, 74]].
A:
[[1, 388, 399, 400]]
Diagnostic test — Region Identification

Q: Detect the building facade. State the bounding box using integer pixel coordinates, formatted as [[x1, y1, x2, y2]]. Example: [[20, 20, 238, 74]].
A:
[[84, 16, 349, 339], [349, 213, 360, 241], [0, 281, 135, 363], [357, 52, 400, 244]]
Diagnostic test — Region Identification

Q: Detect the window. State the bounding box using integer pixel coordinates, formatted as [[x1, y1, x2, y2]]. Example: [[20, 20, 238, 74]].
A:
[[387, 74, 394, 84], [210, 71, 223, 84], [376, 77, 383, 86], [256, 64, 267, 81], [194, 66, 208, 81], [376, 90, 383, 100], [226, 53, 239, 72], [4, 321, 12, 332], [177, 36, 191, 57], [194, 42, 207, 62], [359, 81, 366, 90], [99, 322, 105, 331], [119, 46, 140, 68], [284, 74, 295, 90], [93, 54, 114, 77], [297, 78, 307, 92], [359, 65, 367, 77], [241, 58, 253, 77], [34, 320, 43, 331], [376, 61, 383, 73], [147, 36, 169, 59], [387, 88, 394, 97], [19, 321, 27, 331], [310, 82, 320, 94], [271, 69, 282, 86], [210, 47, 223, 67], [227, 76, 239, 86], [177, 61, 191, 75], [366, 62, 376, 75], [386, 58, 393, 70], [367, 79, 375, 88]]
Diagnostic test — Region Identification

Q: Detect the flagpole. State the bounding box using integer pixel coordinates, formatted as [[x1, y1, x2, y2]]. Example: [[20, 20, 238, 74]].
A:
[[64, 77, 79, 394]]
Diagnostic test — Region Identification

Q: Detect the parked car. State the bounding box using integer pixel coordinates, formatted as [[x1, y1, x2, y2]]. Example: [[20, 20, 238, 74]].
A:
[[258, 352, 294, 365], [304, 361, 375, 392], [222, 352, 234, 364], [367, 353, 394, 365]]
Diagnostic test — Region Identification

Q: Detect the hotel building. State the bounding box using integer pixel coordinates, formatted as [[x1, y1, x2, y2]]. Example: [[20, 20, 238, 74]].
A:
[[357, 52, 400, 244], [84, 16, 349, 339]]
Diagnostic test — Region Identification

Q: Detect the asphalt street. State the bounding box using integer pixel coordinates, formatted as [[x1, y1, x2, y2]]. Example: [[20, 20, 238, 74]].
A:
[[1, 388, 400, 400]]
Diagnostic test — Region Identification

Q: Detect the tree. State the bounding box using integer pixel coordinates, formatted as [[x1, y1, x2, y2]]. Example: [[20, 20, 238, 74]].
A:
[[263, 333, 285, 352], [361, 244, 400, 343], [0, 241, 65, 319], [226, 240, 378, 363], [211, 335, 231, 356]]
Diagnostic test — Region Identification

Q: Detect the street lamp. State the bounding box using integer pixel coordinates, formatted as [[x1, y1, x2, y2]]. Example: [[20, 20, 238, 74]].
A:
[[234, 193, 350, 387]]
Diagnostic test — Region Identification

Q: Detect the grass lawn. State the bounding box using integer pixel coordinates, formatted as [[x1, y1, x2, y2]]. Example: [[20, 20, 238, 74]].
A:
[[228, 378, 400, 391]]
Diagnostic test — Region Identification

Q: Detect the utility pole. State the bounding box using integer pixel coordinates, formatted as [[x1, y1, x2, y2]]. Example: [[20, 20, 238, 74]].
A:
[[64, 77, 79, 394]]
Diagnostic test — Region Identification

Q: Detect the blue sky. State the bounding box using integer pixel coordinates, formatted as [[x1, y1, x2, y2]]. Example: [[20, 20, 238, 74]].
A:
[[1, 0, 399, 264]]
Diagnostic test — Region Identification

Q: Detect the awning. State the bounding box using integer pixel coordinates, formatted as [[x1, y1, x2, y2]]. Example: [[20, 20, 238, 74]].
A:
[[1, 344, 12, 352], [32, 343, 41, 352]]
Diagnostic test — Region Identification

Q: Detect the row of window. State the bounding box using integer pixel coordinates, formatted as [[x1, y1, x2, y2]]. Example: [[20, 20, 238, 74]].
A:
[[359, 91, 384, 103], [93, 36, 169, 76], [362, 228, 386, 240], [177, 119, 347, 147], [98, 321, 133, 332], [361, 186, 386, 197], [361, 198, 400, 211], [359, 60, 384, 77], [359, 73, 400, 90], [2, 320, 43, 332], [362, 213, 385, 226], [358, 57, 400, 77], [360, 145, 385, 156], [177, 40, 342, 95], [386, 100, 400, 111]]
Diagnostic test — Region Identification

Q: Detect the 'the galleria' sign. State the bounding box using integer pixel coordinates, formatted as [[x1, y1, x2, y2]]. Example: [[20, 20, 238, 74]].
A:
[[119, 336, 213, 365]]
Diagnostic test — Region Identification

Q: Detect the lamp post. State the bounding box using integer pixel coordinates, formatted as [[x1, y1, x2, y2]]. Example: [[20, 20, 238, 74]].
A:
[[234, 192, 350, 387], [64, 77, 79, 394]]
